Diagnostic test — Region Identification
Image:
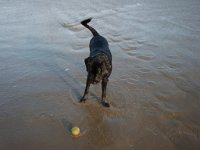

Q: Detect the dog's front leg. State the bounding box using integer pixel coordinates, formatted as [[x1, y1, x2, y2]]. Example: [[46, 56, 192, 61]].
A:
[[80, 76, 91, 103], [101, 78, 110, 107]]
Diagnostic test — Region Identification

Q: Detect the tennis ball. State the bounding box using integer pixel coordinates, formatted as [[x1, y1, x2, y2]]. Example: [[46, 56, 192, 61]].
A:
[[71, 126, 80, 137]]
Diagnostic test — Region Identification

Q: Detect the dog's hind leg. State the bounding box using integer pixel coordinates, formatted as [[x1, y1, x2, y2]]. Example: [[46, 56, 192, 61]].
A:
[[101, 78, 110, 107]]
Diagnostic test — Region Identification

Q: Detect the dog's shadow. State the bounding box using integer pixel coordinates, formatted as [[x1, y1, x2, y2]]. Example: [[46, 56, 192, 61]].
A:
[[56, 67, 82, 100], [40, 51, 83, 101]]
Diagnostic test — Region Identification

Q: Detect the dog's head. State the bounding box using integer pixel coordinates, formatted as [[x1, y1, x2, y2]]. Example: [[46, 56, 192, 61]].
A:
[[85, 55, 111, 84]]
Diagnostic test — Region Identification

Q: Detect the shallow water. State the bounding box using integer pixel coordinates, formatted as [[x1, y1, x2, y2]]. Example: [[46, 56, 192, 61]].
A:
[[0, 0, 200, 149]]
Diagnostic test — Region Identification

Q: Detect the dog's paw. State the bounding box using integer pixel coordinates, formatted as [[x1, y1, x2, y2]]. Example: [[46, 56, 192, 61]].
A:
[[80, 97, 86, 103], [102, 101, 110, 107]]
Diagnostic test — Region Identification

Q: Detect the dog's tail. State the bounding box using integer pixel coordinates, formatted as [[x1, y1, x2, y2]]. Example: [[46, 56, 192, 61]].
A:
[[81, 18, 99, 36]]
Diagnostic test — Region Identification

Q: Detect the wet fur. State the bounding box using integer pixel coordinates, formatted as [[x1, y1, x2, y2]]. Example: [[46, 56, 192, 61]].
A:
[[80, 18, 112, 107]]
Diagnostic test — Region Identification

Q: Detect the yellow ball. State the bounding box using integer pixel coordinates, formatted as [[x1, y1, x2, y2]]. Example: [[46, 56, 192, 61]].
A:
[[71, 127, 80, 137]]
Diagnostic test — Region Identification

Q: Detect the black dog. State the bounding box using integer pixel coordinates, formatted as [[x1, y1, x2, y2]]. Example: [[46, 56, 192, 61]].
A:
[[80, 18, 112, 107]]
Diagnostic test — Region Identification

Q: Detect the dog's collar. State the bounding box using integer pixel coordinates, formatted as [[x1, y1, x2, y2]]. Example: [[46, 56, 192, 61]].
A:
[[90, 52, 108, 58], [89, 52, 111, 64], [90, 53, 102, 58]]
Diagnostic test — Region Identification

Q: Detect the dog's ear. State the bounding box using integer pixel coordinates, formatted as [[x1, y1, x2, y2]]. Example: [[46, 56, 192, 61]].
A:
[[101, 62, 109, 77], [84, 57, 92, 72]]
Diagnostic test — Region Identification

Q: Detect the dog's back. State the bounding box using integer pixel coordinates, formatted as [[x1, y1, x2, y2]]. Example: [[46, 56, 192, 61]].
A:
[[90, 35, 112, 61]]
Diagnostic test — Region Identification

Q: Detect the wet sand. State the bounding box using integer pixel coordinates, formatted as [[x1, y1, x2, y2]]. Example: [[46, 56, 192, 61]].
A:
[[0, 0, 200, 149]]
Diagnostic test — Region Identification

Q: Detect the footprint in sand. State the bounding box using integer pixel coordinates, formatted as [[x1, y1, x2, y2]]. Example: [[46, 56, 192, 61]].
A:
[[118, 38, 156, 61], [139, 68, 151, 73], [61, 22, 83, 32], [71, 41, 88, 51], [126, 78, 138, 85], [136, 54, 154, 61], [107, 35, 122, 43], [119, 43, 138, 52], [128, 49, 155, 61], [135, 42, 157, 60], [147, 81, 156, 86], [174, 76, 196, 93], [167, 62, 177, 69], [118, 40, 139, 56]]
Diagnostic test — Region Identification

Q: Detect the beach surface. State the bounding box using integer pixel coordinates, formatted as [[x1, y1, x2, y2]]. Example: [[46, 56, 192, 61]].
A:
[[0, 0, 200, 149]]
